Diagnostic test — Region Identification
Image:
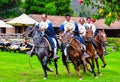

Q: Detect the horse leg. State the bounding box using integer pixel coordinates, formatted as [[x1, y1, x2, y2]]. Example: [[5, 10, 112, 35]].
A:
[[62, 53, 71, 76], [38, 56, 48, 80], [85, 59, 92, 72], [54, 59, 59, 76], [86, 58, 97, 78], [81, 55, 87, 73], [95, 58, 101, 75], [71, 58, 82, 80], [91, 58, 97, 78], [42, 56, 49, 79], [100, 55, 106, 68]]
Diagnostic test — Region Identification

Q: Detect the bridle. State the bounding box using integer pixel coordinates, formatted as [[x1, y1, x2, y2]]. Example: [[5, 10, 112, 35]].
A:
[[94, 32, 107, 45], [23, 25, 36, 38], [59, 33, 82, 51]]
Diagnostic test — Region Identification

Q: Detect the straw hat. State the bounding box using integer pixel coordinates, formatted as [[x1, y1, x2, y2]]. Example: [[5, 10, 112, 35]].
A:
[[64, 22, 75, 32]]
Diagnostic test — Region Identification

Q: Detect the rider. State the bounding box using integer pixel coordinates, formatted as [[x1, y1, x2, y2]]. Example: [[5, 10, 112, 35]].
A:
[[58, 14, 85, 62], [85, 17, 108, 55], [77, 18, 87, 50], [85, 17, 98, 48], [37, 14, 59, 59]]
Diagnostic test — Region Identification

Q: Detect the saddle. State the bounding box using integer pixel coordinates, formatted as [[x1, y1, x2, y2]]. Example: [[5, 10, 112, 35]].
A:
[[43, 37, 52, 51]]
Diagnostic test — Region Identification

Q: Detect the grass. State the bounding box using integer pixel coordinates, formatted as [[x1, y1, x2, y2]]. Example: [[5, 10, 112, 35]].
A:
[[0, 47, 120, 82]]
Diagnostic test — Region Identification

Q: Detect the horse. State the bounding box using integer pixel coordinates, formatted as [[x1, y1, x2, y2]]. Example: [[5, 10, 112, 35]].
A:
[[85, 28, 100, 76], [58, 32, 87, 80], [94, 29, 108, 68], [24, 25, 59, 79], [85, 28, 108, 76]]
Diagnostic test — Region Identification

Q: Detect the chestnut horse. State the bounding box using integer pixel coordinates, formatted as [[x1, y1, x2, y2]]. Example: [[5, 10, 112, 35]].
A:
[[85, 28, 99, 77], [85, 28, 107, 76], [94, 29, 108, 68], [58, 32, 87, 80]]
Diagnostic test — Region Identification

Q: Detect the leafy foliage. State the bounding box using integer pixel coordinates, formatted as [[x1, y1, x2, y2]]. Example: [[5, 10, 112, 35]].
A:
[[107, 37, 120, 51], [0, 0, 23, 18], [82, 0, 120, 26], [23, 0, 73, 15]]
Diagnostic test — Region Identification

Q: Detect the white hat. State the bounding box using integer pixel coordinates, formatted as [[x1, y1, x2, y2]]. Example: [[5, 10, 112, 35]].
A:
[[64, 22, 75, 32]]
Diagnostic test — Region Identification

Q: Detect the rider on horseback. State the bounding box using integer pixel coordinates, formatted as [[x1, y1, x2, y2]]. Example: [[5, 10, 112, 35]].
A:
[[85, 17, 108, 55], [37, 14, 59, 59], [85, 17, 98, 48], [27, 14, 59, 59], [58, 14, 85, 62]]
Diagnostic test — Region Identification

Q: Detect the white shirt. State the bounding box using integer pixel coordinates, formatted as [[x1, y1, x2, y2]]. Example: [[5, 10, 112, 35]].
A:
[[85, 23, 96, 35], [78, 23, 86, 37], [39, 19, 50, 30]]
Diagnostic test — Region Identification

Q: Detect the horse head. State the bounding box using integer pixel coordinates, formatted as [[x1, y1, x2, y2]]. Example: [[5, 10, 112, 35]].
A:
[[58, 31, 72, 44], [97, 29, 108, 46], [23, 25, 35, 38], [86, 27, 94, 40]]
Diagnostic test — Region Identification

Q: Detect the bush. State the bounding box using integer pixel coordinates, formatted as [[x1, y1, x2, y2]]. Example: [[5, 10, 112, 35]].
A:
[[107, 37, 120, 51]]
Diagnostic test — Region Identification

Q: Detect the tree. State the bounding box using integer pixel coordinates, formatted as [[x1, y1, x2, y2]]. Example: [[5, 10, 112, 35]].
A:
[[81, 0, 120, 26], [0, 0, 23, 18], [23, 0, 73, 16]]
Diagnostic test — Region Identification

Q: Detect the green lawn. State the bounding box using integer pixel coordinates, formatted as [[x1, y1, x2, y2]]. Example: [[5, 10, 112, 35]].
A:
[[0, 48, 120, 82]]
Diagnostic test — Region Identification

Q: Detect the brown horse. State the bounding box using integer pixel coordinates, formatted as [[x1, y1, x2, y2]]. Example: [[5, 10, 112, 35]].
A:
[[85, 28, 99, 77], [94, 29, 108, 68], [58, 32, 87, 80]]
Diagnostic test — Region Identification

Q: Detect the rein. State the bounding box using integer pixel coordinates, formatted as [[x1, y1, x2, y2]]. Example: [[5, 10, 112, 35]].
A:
[[94, 33, 106, 45]]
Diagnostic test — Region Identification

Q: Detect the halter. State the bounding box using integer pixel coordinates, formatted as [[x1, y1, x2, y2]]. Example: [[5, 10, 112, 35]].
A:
[[94, 32, 107, 45], [58, 32, 82, 51]]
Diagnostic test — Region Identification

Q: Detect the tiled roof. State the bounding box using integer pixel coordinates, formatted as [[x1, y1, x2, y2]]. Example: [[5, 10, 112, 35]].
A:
[[28, 14, 120, 29], [93, 19, 120, 29], [29, 14, 80, 27]]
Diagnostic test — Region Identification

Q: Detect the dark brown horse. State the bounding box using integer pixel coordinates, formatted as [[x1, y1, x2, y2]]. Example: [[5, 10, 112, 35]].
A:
[[58, 32, 87, 80], [94, 29, 108, 68]]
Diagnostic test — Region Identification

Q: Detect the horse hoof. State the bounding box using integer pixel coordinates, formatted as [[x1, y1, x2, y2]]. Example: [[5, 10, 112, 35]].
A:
[[44, 77, 47, 80], [56, 74, 59, 76], [95, 76, 98, 78], [79, 78, 82, 80], [49, 69, 54, 72], [68, 73, 72, 77], [102, 64, 106, 68], [99, 73, 103, 76]]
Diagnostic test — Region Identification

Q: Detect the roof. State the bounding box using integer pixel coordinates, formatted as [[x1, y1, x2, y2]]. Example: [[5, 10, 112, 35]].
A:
[[0, 20, 13, 28], [7, 14, 37, 26], [93, 19, 120, 29], [29, 14, 120, 29], [5, 14, 120, 29], [29, 14, 80, 27]]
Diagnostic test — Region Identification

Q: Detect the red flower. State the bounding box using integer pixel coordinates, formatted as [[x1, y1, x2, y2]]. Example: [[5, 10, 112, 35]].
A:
[[78, 0, 82, 5]]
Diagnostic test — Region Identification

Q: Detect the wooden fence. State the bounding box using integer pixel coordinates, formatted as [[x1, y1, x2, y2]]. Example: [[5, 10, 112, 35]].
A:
[[0, 34, 24, 39]]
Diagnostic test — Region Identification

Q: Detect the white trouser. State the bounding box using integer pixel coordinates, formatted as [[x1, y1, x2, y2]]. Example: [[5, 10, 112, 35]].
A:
[[64, 47, 67, 56], [51, 38, 57, 55]]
